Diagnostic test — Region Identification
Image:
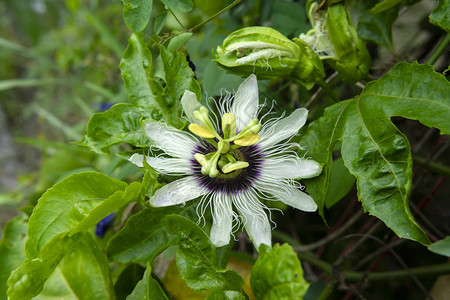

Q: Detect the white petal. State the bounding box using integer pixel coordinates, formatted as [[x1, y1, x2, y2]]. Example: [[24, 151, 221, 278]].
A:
[[181, 90, 202, 124], [129, 153, 146, 167], [263, 156, 322, 179], [210, 194, 233, 247], [231, 74, 259, 131], [233, 190, 271, 250], [145, 121, 198, 159], [259, 108, 308, 148], [256, 179, 317, 212], [150, 176, 207, 207]]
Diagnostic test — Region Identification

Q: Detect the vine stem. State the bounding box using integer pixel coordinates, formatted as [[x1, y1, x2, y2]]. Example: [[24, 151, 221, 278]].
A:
[[427, 32, 450, 65], [297, 251, 450, 283], [188, 0, 241, 33], [413, 155, 450, 177], [317, 79, 340, 103]]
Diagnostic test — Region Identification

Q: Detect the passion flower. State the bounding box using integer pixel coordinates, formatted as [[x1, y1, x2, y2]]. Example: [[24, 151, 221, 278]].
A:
[[130, 75, 322, 249]]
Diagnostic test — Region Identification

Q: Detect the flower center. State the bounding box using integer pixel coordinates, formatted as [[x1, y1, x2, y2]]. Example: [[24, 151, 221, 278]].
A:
[[191, 144, 263, 194], [188, 106, 262, 178]]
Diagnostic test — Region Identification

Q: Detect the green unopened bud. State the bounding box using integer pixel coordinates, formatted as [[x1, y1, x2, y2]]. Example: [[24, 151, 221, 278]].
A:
[[325, 4, 370, 83], [299, 2, 370, 83], [215, 26, 324, 90]]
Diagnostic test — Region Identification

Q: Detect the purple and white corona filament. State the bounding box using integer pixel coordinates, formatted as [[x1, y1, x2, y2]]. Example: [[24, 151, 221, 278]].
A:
[[129, 75, 322, 249]]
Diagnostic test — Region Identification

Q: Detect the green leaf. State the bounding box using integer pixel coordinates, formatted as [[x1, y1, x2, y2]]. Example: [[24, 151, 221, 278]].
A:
[[71, 181, 141, 234], [7, 233, 84, 300], [120, 33, 158, 108], [303, 62, 449, 245], [106, 207, 183, 264], [127, 267, 169, 300], [158, 44, 201, 128], [270, 0, 310, 37], [428, 236, 450, 257], [207, 290, 246, 300], [123, 0, 153, 32], [160, 0, 193, 12], [34, 267, 78, 299], [25, 172, 128, 258], [357, 0, 399, 51], [429, 0, 450, 31], [369, 0, 402, 14], [153, 11, 168, 35], [0, 215, 28, 300], [250, 244, 309, 299], [164, 215, 245, 293], [301, 100, 350, 219], [54, 234, 114, 299], [325, 157, 356, 208], [8, 233, 113, 300], [114, 264, 146, 299], [77, 104, 151, 153], [120, 33, 199, 129], [168, 32, 193, 52]]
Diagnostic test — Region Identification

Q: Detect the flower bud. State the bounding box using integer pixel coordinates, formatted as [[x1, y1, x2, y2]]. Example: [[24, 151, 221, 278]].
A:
[[215, 26, 324, 90], [299, 2, 371, 83]]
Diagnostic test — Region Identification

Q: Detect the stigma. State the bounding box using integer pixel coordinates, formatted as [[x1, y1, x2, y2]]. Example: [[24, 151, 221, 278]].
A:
[[188, 106, 262, 178]]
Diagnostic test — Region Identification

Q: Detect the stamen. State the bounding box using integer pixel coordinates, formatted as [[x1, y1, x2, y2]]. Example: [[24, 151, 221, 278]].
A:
[[234, 134, 260, 146], [194, 153, 208, 166], [189, 124, 216, 138], [193, 107, 220, 139], [222, 161, 249, 173]]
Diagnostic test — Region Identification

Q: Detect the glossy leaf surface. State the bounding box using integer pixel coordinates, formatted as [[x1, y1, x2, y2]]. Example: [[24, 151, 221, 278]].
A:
[[357, 0, 399, 50], [160, 0, 193, 12], [302, 62, 449, 245], [127, 267, 169, 300], [77, 104, 151, 154], [429, 0, 450, 31], [71, 181, 141, 234], [26, 172, 128, 258], [7, 233, 83, 300], [0, 215, 27, 300], [107, 207, 184, 264], [164, 215, 245, 293], [428, 236, 450, 257], [250, 244, 309, 299], [123, 0, 153, 32]]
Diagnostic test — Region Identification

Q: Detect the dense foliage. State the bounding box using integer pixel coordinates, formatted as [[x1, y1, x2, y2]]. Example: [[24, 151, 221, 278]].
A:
[[0, 0, 449, 299]]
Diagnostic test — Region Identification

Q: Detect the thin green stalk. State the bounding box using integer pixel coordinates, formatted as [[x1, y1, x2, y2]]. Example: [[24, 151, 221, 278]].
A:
[[297, 251, 450, 283], [413, 155, 450, 177], [188, 0, 241, 32], [317, 79, 340, 103], [427, 33, 450, 65], [168, 8, 186, 30]]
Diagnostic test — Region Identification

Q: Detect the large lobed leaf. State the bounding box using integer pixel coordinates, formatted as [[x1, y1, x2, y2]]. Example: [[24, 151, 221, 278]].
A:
[[429, 0, 450, 32], [127, 267, 169, 300], [8, 233, 114, 300], [77, 104, 152, 154], [123, 0, 153, 32], [0, 215, 28, 300], [164, 215, 245, 293], [79, 33, 200, 153], [302, 62, 449, 245], [107, 207, 184, 264], [25, 172, 138, 258], [108, 212, 245, 295], [357, 0, 399, 51], [250, 244, 309, 299]]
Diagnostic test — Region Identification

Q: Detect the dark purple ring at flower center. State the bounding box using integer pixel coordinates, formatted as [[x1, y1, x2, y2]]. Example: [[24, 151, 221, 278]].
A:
[[191, 143, 264, 195]]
